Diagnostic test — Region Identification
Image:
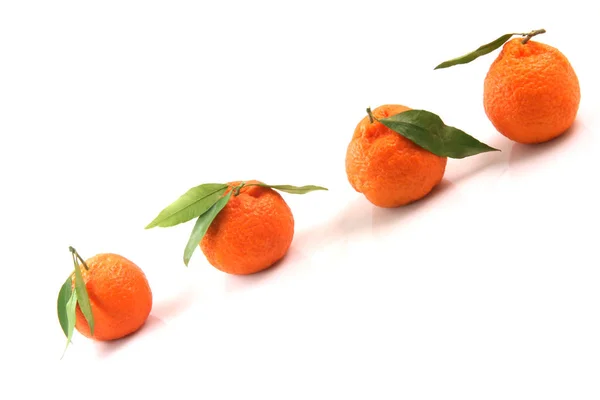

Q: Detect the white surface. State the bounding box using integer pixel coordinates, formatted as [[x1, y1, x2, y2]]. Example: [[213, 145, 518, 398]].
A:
[[2, 0, 599, 398]]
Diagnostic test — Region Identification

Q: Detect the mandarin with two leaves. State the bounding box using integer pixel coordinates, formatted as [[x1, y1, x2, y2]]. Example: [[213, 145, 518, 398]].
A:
[[199, 180, 294, 275], [73, 253, 152, 341]]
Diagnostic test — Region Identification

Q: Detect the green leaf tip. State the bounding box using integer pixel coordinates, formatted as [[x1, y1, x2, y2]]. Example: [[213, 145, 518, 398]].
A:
[[60, 287, 77, 359], [258, 184, 329, 194], [434, 29, 547, 70], [375, 109, 499, 159]]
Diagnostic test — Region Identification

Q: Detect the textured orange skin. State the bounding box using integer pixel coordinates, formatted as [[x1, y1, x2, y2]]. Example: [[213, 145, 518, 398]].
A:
[[345, 105, 447, 208], [73, 253, 152, 341], [484, 38, 580, 144], [200, 180, 294, 275]]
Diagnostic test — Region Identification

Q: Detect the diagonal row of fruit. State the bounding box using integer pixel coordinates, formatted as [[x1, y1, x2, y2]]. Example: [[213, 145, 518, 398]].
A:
[[56, 28, 580, 358]]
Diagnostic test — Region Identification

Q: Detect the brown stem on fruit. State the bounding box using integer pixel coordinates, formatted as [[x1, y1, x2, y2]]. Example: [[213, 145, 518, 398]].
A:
[[521, 28, 546, 44], [69, 246, 89, 270], [366, 107, 375, 124]]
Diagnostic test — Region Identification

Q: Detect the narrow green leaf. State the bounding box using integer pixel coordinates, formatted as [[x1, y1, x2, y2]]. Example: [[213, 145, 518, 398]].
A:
[[377, 109, 499, 159], [72, 254, 94, 336], [258, 184, 329, 194], [145, 183, 228, 229], [57, 274, 73, 338], [183, 190, 233, 266], [61, 289, 78, 358], [434, 33, 514, 69]]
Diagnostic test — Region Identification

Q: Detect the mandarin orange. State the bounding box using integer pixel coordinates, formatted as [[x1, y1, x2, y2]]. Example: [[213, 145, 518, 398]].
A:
[[345, 105, 447, 207], [199, 180, 294, 275], [73, 253, 152, 341], [483, 38, 580, 144]]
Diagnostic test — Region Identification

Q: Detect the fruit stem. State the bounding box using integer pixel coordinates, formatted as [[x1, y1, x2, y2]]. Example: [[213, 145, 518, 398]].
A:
[[69, 246, 90, 271], [520, 28, 546, 44], [233, 182, 246, 196], [366, 107, 376, 124]]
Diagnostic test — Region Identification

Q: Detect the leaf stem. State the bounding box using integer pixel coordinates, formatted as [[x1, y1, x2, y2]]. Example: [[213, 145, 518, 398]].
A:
[[69, 246, 90, 271], [519, 28, 546, 44]]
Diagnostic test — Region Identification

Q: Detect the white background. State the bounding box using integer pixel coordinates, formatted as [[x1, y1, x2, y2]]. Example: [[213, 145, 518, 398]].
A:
[[2, 0, 599, 398]]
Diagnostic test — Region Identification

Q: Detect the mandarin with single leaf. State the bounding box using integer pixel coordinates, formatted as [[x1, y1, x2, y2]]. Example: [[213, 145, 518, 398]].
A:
[[483, 38, 580, 144], [345, 104, 447, 208]]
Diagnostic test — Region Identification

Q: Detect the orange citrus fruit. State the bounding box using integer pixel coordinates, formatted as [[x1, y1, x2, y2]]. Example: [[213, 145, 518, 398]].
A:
[[73, 253, 152, 341], [345, 104, 447, 208], [483, 38, 580, 144], [199, 180, 294, 275]]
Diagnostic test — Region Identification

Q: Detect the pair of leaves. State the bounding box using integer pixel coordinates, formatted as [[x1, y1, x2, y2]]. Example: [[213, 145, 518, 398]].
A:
[[183, 190, 233, 266], [370, 108, 499, 159], [57, 247, 95, 358], [146, 182, 327, 266], [434, 29, 546, 70]]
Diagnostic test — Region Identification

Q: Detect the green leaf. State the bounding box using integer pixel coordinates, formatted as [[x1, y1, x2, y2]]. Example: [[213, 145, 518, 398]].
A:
[[376, 109, 499, 159], [434, 33, 514, 69], [257, 184, 329, 194], [61, 288, 78, 358], [57, 274, 73, 338], [183, 190, 233, 266], [72, 253, 94, 336], [145, 183, 229, 229]]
